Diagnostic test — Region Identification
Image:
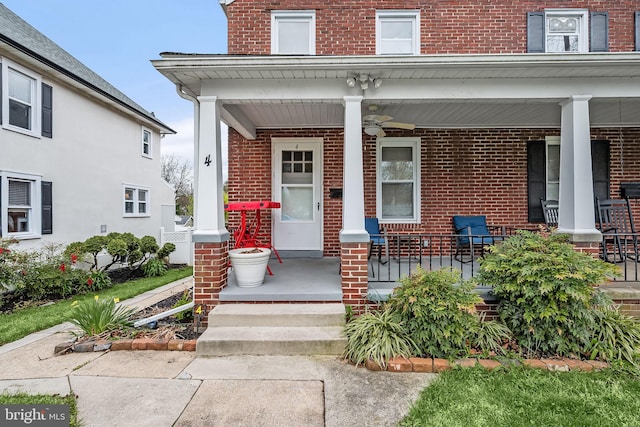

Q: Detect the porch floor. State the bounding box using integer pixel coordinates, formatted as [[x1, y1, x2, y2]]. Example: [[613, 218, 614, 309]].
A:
[[222, 257, 343, 302]]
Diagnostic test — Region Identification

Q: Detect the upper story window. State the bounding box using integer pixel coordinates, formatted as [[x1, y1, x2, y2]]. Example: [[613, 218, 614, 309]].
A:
[[376, 10, 420, 55], [271, 11, 316, 55], [377, 138, 421, 223], [123, 185, 150, 217], [1, 60, 41, 136], [142, 128, 152, 158], [528, 9, 608, 53], [545, 10, 588, 53]]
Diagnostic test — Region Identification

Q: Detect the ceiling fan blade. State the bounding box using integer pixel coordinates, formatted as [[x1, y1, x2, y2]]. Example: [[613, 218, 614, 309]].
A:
[[376, 128, 386, 137], [382, 121, 416, 130], [363, 114, 394, 122]]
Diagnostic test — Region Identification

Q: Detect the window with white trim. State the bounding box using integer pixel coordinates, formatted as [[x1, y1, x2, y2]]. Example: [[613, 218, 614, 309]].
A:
[[377, 138, 421, 223], [376, 10, 420, 55], [1, 59, 41, 136], [123, 185, 150, 217], [142, 128, 152, 158], [271, 11, 316, 54], [0, 172, 42, 238], [545, 9, 588, 53], [545, 137, 560, 200]]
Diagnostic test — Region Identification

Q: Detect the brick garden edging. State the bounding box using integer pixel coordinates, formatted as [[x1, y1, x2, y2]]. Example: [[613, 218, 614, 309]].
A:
[[365, 357, 609, 373], [54, 338, 197, 355]]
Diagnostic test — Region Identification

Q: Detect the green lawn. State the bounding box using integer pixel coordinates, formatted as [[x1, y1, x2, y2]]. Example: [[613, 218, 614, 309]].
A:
[[399, 366, 640, 427], [0, 266, 193, 345]]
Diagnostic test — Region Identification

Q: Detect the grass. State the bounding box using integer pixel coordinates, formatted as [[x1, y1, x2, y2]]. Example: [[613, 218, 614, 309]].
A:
[[0, 266, 193, 345], [0, 393, 79, 426], [399, 366, 640, 427]]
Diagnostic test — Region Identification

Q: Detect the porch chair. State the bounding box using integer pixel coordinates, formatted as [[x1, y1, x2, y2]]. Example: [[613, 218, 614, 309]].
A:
[[452, 215, 505, 263], [596, 197, 639, 263], [540, 199, 559, 228], [365, 217, 389, 265]]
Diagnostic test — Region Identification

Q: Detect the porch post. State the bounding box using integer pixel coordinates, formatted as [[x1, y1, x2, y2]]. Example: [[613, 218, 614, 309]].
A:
[[340, 96, 369, 313], [557, 95, 601, 251], [193, 95, 230, 324]]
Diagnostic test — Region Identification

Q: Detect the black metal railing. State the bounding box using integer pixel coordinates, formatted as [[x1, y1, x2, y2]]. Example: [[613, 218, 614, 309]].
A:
[[367, 230, 640, 284]]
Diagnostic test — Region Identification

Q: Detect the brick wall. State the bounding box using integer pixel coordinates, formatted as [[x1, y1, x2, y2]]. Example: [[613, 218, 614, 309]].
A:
[[227, 127, 640, 256], [226, 1, 638, 55]]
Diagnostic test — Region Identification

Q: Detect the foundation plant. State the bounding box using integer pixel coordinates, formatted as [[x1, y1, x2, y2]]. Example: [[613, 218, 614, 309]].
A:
[[343, 231, 640, 369]]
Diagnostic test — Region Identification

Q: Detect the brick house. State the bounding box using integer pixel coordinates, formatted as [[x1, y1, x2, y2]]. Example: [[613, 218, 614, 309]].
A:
[[153, 1, 640, 315]]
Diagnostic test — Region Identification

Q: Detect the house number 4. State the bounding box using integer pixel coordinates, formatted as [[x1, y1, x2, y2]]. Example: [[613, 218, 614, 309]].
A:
[[204, 154, 212, 166]]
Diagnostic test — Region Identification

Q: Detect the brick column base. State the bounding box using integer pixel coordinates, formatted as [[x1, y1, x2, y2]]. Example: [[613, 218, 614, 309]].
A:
[[341, 241, 369, 314], [193, 241, 229, 327], [572, 241, 601, 258]]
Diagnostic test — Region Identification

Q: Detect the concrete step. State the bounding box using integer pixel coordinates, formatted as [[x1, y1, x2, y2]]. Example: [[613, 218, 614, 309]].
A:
[[208, 303, 346, 327], [196, 326, 346, 356], [197, 303, 347, 357]]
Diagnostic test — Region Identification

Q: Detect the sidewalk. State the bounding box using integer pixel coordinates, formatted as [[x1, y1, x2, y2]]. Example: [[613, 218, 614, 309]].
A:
[[0, 277, 436, 426]]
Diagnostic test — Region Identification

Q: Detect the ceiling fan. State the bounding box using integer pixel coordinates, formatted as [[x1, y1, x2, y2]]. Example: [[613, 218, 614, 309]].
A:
[[363, 105, 416, 137]]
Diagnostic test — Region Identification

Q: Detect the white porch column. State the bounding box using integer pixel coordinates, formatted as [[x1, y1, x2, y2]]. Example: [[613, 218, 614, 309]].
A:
[[192, 95, 229, 242], [340, 95, 368, 243], [557, 95, 601, 241]]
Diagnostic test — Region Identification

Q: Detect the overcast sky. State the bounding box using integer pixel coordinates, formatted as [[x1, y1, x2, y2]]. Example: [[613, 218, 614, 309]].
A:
[[2, 0, 229, 174]]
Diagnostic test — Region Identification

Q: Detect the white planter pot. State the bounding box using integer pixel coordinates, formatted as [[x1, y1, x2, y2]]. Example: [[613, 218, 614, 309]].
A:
[[229, 247, 271, 287]]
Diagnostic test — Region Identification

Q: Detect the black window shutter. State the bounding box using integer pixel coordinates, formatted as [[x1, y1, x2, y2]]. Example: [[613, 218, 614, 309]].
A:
[[41, 83, 53, 138], [591, 140, 610, 201], [527, 12, 545, 53], [590, 12, 609, 52], [41, 181, 53, 235], [527, 141, 546, 222], [636, 12, 640, 51]]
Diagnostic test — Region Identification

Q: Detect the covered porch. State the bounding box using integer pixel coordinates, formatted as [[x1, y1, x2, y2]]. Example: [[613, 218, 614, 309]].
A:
[[152, 53, 640, 317]]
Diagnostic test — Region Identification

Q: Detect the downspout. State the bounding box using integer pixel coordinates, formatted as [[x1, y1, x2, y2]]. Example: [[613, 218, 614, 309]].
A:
[[174, 84, 200, 229]]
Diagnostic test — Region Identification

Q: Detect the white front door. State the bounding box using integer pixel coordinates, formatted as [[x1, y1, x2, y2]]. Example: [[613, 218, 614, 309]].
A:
[[272, 138, 323, 253]]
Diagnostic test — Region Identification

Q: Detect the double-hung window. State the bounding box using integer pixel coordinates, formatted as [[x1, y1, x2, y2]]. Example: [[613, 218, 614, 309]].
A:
[[377, 138, 421, 223], [1, 60, 41, 136], [528, 9, 609, 53], [376, 10, 420, 55], [545, 138, 560, 201], [142, 128, 152, 158], [123, 185, 150, 217], [0, 172, 44, 238], [271, 11, 316, 54], [545, 10, 588, 53]]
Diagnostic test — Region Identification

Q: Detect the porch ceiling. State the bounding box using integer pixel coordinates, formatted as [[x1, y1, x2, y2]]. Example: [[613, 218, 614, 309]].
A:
[[153, 53, 640, 133]]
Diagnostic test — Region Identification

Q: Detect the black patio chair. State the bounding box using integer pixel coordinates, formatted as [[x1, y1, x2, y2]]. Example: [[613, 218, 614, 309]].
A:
[[596, 197, 639, 263], [541, 199, 559, 228]]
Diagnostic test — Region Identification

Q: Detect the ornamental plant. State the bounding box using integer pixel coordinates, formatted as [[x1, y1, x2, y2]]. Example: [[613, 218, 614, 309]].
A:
[[343, 308, 418, 369], [385, 267, 485, 359], [70, 296, 136, 337], [477, 230, 620, 358]]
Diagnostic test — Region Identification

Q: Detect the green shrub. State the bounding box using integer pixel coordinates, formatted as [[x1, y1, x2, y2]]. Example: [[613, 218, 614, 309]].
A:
[[157, 243, 176, 260], [143, 257, 168, 277], [478, 230, 619, 358], [386, 267, 482, 359], [343, 308, 418, 369], [70, 297, 136, 337]]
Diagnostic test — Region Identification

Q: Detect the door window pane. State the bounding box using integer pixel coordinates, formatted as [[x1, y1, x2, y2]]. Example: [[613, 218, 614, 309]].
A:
[[282, 150, 313, 184], [281, 187, 313, 221]]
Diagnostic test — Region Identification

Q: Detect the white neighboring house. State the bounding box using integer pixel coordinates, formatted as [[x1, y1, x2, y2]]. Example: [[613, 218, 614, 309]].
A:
[[0, 4, 176, 251]]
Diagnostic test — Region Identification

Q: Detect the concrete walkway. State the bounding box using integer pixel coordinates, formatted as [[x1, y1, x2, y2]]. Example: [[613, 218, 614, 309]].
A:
[[0, 277, 436, 426]]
